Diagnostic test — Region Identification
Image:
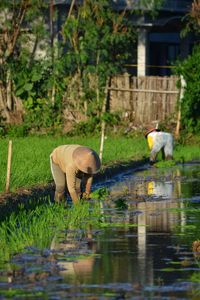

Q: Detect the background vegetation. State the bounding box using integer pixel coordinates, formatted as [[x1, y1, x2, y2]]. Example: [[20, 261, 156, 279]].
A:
[[0, 0, 165, 136], [0, 0, 199, 136], [175, 45, 200, 133], [174, 0, 200, 133]]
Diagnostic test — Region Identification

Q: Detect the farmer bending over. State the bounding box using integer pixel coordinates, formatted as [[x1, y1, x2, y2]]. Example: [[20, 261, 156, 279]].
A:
[[145, 128, 173, 164], [50, 145, 101, 204]]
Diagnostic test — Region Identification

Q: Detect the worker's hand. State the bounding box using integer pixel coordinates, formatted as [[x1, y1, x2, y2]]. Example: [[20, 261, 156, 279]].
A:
[[81, 192, 91, 200]]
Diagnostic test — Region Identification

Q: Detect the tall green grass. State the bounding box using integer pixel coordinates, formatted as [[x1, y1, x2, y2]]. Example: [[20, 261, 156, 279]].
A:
[[0, 134, 199, 193]]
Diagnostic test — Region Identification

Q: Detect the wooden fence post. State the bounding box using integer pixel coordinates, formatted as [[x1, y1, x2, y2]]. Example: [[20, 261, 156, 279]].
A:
[[175, 75, 186, 138], [99, 79, 109, 162], [6, 140, 12, 193]]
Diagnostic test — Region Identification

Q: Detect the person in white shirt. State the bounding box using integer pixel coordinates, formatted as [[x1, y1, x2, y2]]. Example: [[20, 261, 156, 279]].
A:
[[145, 128, 173, 164]]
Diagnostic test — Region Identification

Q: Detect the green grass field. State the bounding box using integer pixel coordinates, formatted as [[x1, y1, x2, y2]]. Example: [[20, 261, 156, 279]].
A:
[[0, 134, 199, 193]]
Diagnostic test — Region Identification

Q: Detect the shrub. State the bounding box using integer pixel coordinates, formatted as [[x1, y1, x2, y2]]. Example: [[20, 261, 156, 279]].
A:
[[175, 45, 200, 133], [6, 124, 29, 138]]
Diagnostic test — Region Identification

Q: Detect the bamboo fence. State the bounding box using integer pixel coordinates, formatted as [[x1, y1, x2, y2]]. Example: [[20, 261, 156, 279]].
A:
[[108, 74, 179, 126]]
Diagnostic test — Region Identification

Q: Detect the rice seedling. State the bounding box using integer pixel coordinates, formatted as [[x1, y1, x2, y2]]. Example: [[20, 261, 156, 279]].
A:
[[0, 197, 102, 263]]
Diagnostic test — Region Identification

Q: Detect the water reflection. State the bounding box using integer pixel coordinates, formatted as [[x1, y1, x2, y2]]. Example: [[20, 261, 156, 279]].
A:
[[1, 164, 200, 299], [50, 230, 96, 281], [108, 166, 186, 232], [110, 166, 182, 200], [90, 164, 200, 297], [47, 164, 200, 298]]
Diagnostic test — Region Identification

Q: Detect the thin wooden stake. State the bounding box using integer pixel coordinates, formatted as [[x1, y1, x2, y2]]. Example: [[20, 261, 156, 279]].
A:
[[99, 79, 109, 162], [175, 75, 186, 138], [6, 140, 12, 193], [99, 120, 105, 162]]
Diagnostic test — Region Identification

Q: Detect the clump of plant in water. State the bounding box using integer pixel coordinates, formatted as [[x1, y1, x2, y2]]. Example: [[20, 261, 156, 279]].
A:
[[114, 198, 128, 210], [90, 187, 110, 200], [0, 197, 102, 263], [0, 191, 135, 266], [154, 160, 176, 168]]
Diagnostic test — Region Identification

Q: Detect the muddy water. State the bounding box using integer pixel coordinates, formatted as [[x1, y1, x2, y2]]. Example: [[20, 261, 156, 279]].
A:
[[1, 163, 200, 299]]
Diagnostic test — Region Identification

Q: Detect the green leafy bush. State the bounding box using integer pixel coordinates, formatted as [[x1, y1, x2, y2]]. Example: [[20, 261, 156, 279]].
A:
[[175, 45, 200, 133], [6, 124, 29, 138], [23, 97, 62, 132], [69, 117, 101, 136]]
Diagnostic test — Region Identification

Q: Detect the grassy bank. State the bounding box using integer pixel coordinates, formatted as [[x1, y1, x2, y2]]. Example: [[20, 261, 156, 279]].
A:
[[0, 134, 199, 193]]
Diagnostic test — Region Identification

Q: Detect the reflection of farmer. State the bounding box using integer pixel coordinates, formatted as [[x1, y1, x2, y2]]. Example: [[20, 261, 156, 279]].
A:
[[50, 231, 96, 278], [192, 240, 200, 258], [145, 128, 173, 164], [147, 181, 173, 199], [50, 145, 101, 203]]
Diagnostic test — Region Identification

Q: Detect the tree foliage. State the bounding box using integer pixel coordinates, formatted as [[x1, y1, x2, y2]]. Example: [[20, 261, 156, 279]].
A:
[[0, 0, 163, 134], [60, 0, 163, 116], [181, 0, 200, 36], [0, 0, 52, 126], [175, 0, 200, 133], [60, 0, 137, 117], [175, 45, 200, 133]]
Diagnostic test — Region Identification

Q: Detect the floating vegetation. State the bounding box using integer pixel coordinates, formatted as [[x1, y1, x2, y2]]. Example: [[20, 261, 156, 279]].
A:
[[114, 198, 128, 210], [90, 187, 110, 200]]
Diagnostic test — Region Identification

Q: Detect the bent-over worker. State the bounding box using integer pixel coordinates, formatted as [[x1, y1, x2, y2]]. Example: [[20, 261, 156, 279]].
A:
[[145, 128, 173, 164], [50, 144, 101, 203]]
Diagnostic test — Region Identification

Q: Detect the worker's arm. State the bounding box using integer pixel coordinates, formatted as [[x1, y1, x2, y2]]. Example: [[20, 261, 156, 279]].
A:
[[149, 135, 163, 163], [82, 175, 93, 199], [66, 167, 79, 204]]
